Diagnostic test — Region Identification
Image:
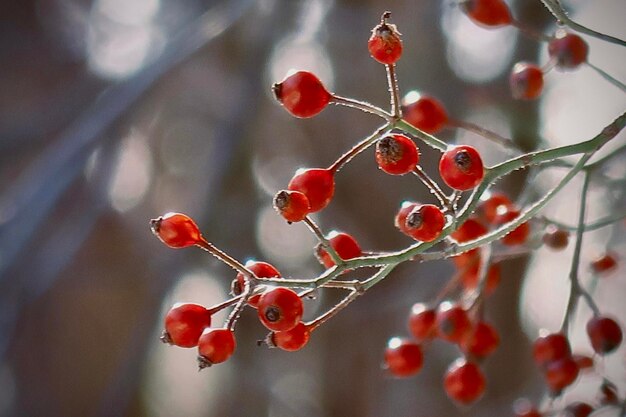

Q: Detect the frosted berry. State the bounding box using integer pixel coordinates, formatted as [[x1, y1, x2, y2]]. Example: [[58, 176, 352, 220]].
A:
[[586, 316, 623, 355], [270, 321, 311, 351], [542, 226, 569, 250], [439, 145, 484, 191], [375, 134, 420, 175], [549, 31, 588, 70], [394, 201, 419, 236], [163, 303, 211, 348], [461, 321, 500, 358], [317, 231, 362, 268], [590, 252, 618, 275], [272, 71, 331, 118], [443, 359, 486, 405], [479, 192, 512, 224], [436, 302, 472, 344], [494, 209, 530, 246], [288, 168, 335, 213], [151, 212, 203, 248], [405, 204, 445, 242], [459, 0, 512, 28], [544, 356, 579, 393], [510, 62, 544, 100], [532, 332, 571, 367], [273, 190, 311, 223], [232, 260, 281, 308], [257, 287, 304, 332], [368, 12, 403, 65], [401, 92, 448, 134], [408, 303, 437, 342], [197, 328, 236, 368], [384, 337, 424, 377]]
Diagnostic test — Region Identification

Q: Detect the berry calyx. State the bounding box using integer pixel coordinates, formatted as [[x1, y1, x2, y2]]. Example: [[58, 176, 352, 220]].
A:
[[151, 212, 204, 248], [401, 92, 448, 134], [543, 356, 579, 393], [436, 302, 472, 344], [548, 31, 588, 70], [590, 252, 618, 275], [443, 359, 486, 405], [197, 328, 236, 368], [287, 168, 335, 213], [272, 71, 331, 118], [404, 204, 445, 242], [459, 0, 512, 28], [163, 303, 211, 348], [586, 316, 623, 355], [493, 209, 530, 246], [257, 287, 304, 332], [316, 231, 362, 268], [273, 190, 311, 223], [384, 337, 424, 377], [439, 145, 484, 191], [375, 134, 420, 175], [479, 192, 512, 224], [542, 226, 569, 250], [367, 12, 403, 65], [461, 321, 500, 358], [408, 303, 437, 342], [270, 321, 311, 351], [532, 332, 571, 367], [232, 260, 281, 308], [510, 62, 544, 100]]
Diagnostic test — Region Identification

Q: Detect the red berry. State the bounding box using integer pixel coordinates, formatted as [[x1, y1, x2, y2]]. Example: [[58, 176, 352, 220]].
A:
[[316, 231, 362, 268], [599, 381, 619, 405], [549, 31, 588, 70], [163, 303, 211, 348], [452, 248, 481, 270], [513, 398, 543, 417], [586, 316, 623, 355], [408, 303, 437, 342], [271, 322, 311, 351], [367, 12, 403, 65], [384, 337, 424, 377], [233, 261, 282, 308], [590, 252, 618, 275], [510, 62, 544, 100], [257, 287, 304, 332], [375, 134, 420, 175], [287, 168, 335, 213], [394, 201, 418, 236], [479, 192, 512, 224], [150, 212, 203, 248], [443, 359, 486, 405], [542, 226, 570, 250], [436, 302, 472, 344], [544, 356, 579, 393], [563, 402, 594, 417], [197, 328, 236, 368], [494, 209, 530, 246], [461, 321, 500, 358], [404, 204, 445, 242], [452, 218, 488, 243], [459, 0, 512, 27], [272, 71, 331, 118], [273, 190, 311, 223], [572, 354, 594, 370], [439, 145, 484, 191], [460, 262, 501, 295], [401, 93, 448, 134], [532, 332, 571, 367]]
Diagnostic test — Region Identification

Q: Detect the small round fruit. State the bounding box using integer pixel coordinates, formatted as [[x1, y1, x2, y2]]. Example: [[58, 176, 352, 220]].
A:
[[375, 134, 420, 175], [461, 321, 500, 358], [197, 328, 236, 368], [479, 192, 512, 224], [452, 218, 488, 243], [288, 168, 335, 213], [563, 402, 594, 417], [272, 71, 331, 118], [367, 12, 403, 65], [232, 260, 282, 308], [401, 92, 448, 134], [151, 212, 203, 248], [436, 302, 472, 344], [542, 226, 569, 250], [532, 332, 571, 367], [548, 31, 588, 70], [590, 252, 618, 275], [271, 322, 311, 351], [257, 287, 304, 332], [405, 204, 445, 242], [459, 0, 512, 28], [494, 209, 530, 246], [408, 303, 437, 342], [510, 62, 544, 100], [443, 359, 486, 405], [439, 145, 484, 191], [273, 190, 311, 223], [384, 337, 424, 377], [316, 231, 362, 268], [394, 201, 418, 236], [163, 303, 211, 348], [544, 356, 579, 393], [586, 316, 623, 355]]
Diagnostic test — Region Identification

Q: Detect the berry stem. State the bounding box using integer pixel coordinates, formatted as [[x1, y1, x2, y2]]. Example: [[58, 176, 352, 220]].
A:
[[585, 61, 626, 92], [307, 289, 359, 331], [412, 166, 452, 209], [510, 18, 553, 42], [207, 295, 244, 315], [539, 211, 626, 232], [196, 239, 256, 281], [394, 118, 448, 151], [467, 244, 493, 311], [328, 124, 391, 172], [331, 95, 393, 120], [447, 118, 521, 153], [303, 216, 343, 266], [386, 64, 402, 119]]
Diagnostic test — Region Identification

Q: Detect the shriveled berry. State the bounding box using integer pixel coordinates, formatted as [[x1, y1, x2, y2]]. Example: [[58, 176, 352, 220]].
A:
[[452, 218, 488, 243], [401, 92, 448, 134], [197, 328, 236, 368], [272, 71, 331, 118], [151, 212, 203, 248], [163, 303, 211, 348], [590, 252, 618, 275], [405, 204, 445, 242], [443, 359, 486, 405], [549, 31, 588, 70], [375, 134, 420, 175], [368, 12, 403, 65], [563, 402, 594, 417], [459, 0, 512, 28], [494, 209, 530, 246], [439, 145, 484, 191], [384, 337, 424, 377], [542, 226, 569, 250], [461, 321, 500, 358], [288, 168, 335, 213], [510, 62, 544, 100], [586, 316, 623, 355], [273, 190, 311, 223], [513, 398, 542, 417], [479, 192, 512, 224], [317, 231, 362, 268], [233, 260, 281, 308], [408, 303, 437, 342], [436, 302, 472, 344], [544, 356, 579, 393], [257, 287, 304, 332], [532, 332, 571, 367], [270, 321, 311, 351]]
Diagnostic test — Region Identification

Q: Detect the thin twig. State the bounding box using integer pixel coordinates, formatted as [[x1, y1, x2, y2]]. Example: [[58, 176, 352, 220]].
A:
[[448, 118, 521, 153], [331, 95, 393, 121], [303, 216, 343, 266], [386, 64, 402, 119], [511, 18, 553, 42], [328, 124, 391, 173], [196, 239, 256, 280], [586, 61, 626, 92], [412, 166, 451, 209]]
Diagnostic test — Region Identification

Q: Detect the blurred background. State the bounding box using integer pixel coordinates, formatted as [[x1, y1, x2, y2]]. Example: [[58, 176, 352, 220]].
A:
[[0, 0, 624, 416]]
